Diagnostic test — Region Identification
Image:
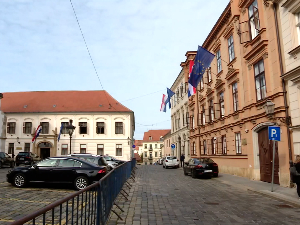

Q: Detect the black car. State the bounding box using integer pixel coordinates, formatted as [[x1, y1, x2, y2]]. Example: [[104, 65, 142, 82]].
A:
[[16, 152, 41, 166], [7, 156, 107, 190], [184, 158, 219, 178], [103, 155, 125, 166], [0, 152, 15, 168], [69, 154, 112, 171]]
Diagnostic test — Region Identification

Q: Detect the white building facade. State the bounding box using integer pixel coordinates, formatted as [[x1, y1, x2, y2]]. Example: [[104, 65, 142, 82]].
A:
[[2, 91, 135, 161], [0, 93, 6, 152], [170, 69, 190, 161], [277, 0, 300, 158]]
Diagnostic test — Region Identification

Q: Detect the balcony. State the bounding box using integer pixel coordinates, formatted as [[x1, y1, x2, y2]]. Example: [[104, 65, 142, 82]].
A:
[[149, 147, 153, 152]]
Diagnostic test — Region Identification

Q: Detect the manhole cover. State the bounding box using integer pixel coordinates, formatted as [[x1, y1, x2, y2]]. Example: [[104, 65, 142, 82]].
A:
[[275, 204, 293, 208], [204, 202, 219, 205]]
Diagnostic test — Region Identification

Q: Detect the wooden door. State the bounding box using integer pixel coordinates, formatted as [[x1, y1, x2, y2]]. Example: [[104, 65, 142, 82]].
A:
[[258, 127, 279, 184]]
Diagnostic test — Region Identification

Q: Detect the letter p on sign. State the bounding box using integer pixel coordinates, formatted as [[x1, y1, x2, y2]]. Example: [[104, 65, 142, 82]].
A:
[[268, 126, 281, 141]]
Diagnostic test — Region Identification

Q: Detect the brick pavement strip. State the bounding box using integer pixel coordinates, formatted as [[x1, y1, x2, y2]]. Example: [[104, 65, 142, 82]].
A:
[[108, 165, 300, 225]]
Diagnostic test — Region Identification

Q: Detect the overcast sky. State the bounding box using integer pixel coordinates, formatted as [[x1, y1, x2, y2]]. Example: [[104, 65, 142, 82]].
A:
[[0, 0, 229, 140]]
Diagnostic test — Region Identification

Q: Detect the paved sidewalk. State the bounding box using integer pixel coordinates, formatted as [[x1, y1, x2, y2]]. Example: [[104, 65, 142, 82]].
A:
[[108, 165, 300, 225]]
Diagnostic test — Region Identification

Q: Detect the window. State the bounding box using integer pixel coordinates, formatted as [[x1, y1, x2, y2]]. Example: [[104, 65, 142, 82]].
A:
[[62, 144, 68, 155], [144, 151, 147, 157], [180, 84, 183, 97], [97, 144, 104, 155], [40, 122, 49, 134], [177, 89, 179, 101], [201, 105, 206, 124], [58, 159, 78, 167], [149, 136, 152, 140], [209, 99, 214, 122], [150, 144, 152, 149], [219, 92, 225, 118], [160, 144, 163, 148], [235, 132, 242, 154], [192, 142, 196, 155], [8, 143, 14, 154], [79, 122, 87, 134], [232, 82, 238, 112], [144, 144, 147, 149], [7, 122, 16, 134], [222, 135, 227, 154], [203, 140, 207, 155], [182, 112, 185, 126], [200, 78, 204, 89], [116, 144, 122, 156], [23, 122, 32, 134], [191, 115, 195, 129], [228, 35, 235, 62], [212, 137, 217, 154], [155, 152, 157, 157], [115, 122, 123, 134], [37, 159, 58, 167], [297, 12, 300, 44], [207, 68, 212, 83], [186, 112, 189, 126], [24, 143, 30, 152], [80, 144, 86, 153], [155, 144, 157, 149], [254, 60, 266, 101], [249, 0, 260, 40], [61, 122, 69, 134], [96, 122, 105, 134], [216, 50, 222, 73]]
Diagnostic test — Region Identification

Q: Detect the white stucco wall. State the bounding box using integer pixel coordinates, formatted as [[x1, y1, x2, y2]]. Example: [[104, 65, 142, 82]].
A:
[[4, 112, 134, 161], [142, 141, 163, 164], [170, 69, 190, 161], [0, 96, 6, 152]]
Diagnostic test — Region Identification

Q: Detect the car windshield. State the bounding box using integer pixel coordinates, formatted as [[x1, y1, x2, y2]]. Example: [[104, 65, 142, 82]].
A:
[[104, 156, 113, 161], [200, 158, 214, 163], [0, 152, 5, 157], [166, 156, 176, 160], [18, 152, 29, 156]]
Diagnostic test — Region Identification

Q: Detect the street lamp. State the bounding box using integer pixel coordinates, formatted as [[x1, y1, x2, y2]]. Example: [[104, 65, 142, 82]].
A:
[[66, 119, 76, 154]]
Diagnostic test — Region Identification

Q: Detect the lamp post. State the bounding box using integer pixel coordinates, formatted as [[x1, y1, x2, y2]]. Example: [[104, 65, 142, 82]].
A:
[[66, 119, 76, 154]]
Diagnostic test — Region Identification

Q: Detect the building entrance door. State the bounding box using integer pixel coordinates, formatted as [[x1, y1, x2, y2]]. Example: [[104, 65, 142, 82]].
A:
[[258, 127, 279, 184], [40, 148, 50, 159]]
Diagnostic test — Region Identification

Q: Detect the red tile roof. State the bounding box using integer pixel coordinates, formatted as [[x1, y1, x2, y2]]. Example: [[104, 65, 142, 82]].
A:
[[143, 129, 171, 142], [1, 91, 132, 113], [134, 140, 143, 146]]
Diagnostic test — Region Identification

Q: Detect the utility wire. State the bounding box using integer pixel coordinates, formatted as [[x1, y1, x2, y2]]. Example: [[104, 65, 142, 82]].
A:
[[120, 89, 165, 103], [69, 0, 169, 128]]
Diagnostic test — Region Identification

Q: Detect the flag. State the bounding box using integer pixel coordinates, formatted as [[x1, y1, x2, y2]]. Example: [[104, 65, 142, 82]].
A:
[[160, 94, 168, 112], [188, 60, 196, 97], [167, 88, 175, 109], [58, 123, 63, 142], [32, 125, 42, 143], [188, 46, 215, 89]]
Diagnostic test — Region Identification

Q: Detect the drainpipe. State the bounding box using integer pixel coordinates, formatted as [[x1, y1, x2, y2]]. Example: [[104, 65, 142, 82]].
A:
[[273, 4, 293, 163]]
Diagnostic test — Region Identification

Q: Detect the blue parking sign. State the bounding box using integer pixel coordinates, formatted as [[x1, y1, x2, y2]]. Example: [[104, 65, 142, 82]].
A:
[[171, 144, 176, 149], [268, 126, 281, 141]]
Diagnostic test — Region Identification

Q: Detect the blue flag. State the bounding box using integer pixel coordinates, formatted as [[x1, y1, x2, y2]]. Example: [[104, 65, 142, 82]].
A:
[[58, 123, 63, 142], [167, 88, 175, 109], [188, 46, 215, 88]]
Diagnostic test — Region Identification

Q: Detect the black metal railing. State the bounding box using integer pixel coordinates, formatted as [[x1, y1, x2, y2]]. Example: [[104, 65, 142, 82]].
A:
[[10, 158, 137, 225]]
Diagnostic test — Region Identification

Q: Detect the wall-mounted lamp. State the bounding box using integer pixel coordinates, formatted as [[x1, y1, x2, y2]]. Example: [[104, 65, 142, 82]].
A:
[[17, 137, 20, 144]]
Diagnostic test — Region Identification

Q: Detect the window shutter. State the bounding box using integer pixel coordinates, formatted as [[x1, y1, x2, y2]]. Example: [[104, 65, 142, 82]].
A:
[[207, 140, 211, 155], [200, 140, 204, 155], [198, 113, 202, 126], [217, 137, 222, 154], [23, 122, 25, 133], [205, 108, 210, 123], [7, 122, 10, 133], [203, 72, 208, 87], [238, 20, 251, 44]]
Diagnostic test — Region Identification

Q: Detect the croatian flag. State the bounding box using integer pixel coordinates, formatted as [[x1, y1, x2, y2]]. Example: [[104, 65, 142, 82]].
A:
[[160, 94, 168, 112], [58, 123, 63, 142], [32, 125, 42, 143], [188, 60, 196, 97]]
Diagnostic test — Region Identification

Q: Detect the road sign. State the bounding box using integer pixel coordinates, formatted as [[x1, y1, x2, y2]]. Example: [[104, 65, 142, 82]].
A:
[[268, 126, 281, 141], [132, 145, 136, 148], [171, 144, 175, 149]]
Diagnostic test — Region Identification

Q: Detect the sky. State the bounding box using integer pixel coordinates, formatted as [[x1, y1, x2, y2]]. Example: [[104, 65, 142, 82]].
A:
[[0, 0, 229, 140]]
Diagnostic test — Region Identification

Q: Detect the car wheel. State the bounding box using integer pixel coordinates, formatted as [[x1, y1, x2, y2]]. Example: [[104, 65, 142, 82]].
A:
[[13, 173, 26, 188], [0, 161, 2, 168], [74, 176, 89, 190], [191, 170, 197, 179]]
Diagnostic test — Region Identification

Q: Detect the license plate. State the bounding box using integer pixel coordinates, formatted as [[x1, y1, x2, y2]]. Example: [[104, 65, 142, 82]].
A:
[[20, 158, 24, 160], [204, 170, 212, 172]]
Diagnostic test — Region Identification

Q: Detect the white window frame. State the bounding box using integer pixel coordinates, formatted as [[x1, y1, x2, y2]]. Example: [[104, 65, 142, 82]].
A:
[[62, 144, 68, 155], [216, 50, 222, 73], [116, 144, 122, 156], [228, 35, 235, 62], [235, 133, 242, 154], [80, 144, 87, 153]]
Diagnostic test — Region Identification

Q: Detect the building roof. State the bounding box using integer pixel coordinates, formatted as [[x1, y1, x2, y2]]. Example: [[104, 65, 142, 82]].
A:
[[143, 129, 171, 142], [134, 140, 143, 146], [1, 90, 132, 113]]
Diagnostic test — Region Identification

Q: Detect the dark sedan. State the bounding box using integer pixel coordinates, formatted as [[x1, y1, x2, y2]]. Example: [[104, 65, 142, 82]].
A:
[[69, 154, 112, 171], [184, 158, 219, 178], [7, 156, 107, 190]]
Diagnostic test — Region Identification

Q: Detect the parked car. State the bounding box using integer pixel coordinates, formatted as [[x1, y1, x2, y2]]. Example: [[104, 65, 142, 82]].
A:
[[183, 157, 219, 178], [158, 158, 164, 165], [7, 156, 107, 190], [102, 155, 123, 168], [0, 152, 15, 168], [68, 153, 112, 171], [15, 152, 41, 166], [163, 156, 179, 169]]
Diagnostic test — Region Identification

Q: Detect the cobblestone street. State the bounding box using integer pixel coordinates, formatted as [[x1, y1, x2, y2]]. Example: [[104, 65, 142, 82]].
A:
[[109, 165, 300, 225]]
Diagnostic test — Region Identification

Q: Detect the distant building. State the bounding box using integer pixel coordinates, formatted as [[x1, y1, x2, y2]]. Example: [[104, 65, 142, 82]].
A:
[[133, 140, 143, 155], [0, 93, 6, 152], [161, 130, 171, 157], [142, 129, 170, 164], [2, 91, 135, 161]]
